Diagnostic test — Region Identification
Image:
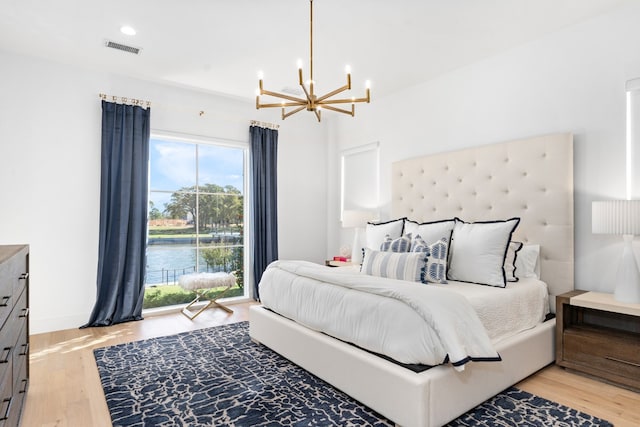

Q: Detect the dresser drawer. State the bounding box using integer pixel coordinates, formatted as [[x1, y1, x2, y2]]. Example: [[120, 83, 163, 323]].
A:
[[0, 262, 12, 331], [0, 364, 13, 426], [0, 323, 11, 391], [8, 291, 27, 345], [7, 248, 27, 298], [564, 328, 640, 384], [5, 359, 27, 427], [11, 322, 27, 392]]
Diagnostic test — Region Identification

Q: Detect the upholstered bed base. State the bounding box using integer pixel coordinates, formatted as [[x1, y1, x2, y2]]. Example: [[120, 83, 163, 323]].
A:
[[249, 133, 571, 426], [249, 305, 555, 427]]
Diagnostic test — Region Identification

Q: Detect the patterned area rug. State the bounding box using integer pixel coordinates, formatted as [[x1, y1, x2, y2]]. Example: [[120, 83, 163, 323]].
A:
[[94, 322, 612, 427]]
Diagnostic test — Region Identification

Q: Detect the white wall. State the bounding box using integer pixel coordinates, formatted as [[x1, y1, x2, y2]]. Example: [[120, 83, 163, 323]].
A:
[[0, 50, 328, 334], [329, 2, 640, 294]]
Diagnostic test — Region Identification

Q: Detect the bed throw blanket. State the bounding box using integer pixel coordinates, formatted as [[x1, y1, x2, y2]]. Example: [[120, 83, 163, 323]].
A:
[[259, 260, 501, 370]]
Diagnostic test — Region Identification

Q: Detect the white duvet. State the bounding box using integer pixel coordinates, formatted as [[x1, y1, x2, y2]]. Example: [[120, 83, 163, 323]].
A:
[[259, 260, 508, 370]]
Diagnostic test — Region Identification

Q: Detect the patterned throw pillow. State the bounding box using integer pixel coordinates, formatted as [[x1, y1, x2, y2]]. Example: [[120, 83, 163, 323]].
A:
[[361, 248, 427, 282], [380, 233, 412, 252], [411, 235, 449, 284]]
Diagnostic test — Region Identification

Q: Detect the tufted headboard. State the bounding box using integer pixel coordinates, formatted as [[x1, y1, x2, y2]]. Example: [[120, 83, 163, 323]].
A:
[[391, 133, 574, 313]]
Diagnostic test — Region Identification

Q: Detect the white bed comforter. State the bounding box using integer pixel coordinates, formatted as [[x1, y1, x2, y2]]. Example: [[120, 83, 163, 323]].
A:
[[259, 260, 501, 370]]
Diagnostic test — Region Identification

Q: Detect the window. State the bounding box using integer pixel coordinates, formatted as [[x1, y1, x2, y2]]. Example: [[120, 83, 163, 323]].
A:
[[144, 134, 248, 309]]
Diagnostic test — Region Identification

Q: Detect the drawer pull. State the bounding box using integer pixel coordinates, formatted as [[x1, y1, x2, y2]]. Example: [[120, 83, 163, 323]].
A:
[[19, 378, 28, 394], [0, 347, 11, 363], [605, 356, 640, 368], [0, 397, 11, 421], [19, 272, 29, 280], [19, 342, 29, 357], [19, 308, 29, 318], [0, 295, 10, 307]]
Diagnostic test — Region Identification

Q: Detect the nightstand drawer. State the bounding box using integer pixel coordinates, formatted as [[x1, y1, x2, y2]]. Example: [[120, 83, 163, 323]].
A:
[[564, 327, 640, 381]]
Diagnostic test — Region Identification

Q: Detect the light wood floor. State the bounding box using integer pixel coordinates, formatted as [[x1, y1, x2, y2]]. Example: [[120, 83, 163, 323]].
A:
[[22, 302, 640, 427]]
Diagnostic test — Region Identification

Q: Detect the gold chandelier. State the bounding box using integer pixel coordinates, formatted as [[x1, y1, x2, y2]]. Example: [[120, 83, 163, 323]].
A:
[[255, 0, 371, 122]]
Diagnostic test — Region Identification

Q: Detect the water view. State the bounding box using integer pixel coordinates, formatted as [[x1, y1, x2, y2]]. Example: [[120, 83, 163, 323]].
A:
[[145, 242, 242, 286]]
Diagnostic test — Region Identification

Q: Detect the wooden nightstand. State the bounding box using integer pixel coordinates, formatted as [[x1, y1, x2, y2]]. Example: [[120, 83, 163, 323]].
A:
[[556, 290, 640, 391], [325, 260, 355, 267]]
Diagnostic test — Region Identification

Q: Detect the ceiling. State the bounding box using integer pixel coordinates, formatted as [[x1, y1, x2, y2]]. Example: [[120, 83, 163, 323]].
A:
[[0, 0, 630, 101]]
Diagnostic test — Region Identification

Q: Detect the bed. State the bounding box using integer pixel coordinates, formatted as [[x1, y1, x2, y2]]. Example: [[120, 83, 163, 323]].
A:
[[249, 133, 574, 427]]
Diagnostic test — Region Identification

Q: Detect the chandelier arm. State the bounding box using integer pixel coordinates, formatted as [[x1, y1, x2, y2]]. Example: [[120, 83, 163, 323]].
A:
[[260, 89, 307, 104], [282, 105, 307, 119], [318, 96, 369, 105], [315, 84, 350, 103], [313, 108, 321, 122], [258, 101, 306, 109], [319, 104, 355, 117]]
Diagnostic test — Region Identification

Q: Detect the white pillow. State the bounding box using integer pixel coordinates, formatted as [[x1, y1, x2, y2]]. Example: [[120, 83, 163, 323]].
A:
[[361, 248, 427, 282], [515, 244, 540, 279], [504, 241, 524, 282], [404, 219, 455, 246], [447, 217, 520, 288], [365, 218, 405, 250]]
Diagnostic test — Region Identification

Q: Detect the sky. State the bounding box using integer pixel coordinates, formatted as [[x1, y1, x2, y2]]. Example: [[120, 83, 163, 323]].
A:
[[149, 137, 245, 212]]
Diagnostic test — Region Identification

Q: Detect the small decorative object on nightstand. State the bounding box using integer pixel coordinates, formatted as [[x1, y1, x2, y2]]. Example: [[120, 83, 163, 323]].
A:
[[556, 290, 640, 391]]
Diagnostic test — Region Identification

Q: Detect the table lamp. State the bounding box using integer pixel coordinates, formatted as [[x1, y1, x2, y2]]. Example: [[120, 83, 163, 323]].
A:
[[342, 210, 378, 264], [592, 200, 640, 303]]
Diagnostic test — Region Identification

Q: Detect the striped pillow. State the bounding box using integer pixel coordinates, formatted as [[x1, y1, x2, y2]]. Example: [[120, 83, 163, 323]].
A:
[[361, 248, 427, 282]]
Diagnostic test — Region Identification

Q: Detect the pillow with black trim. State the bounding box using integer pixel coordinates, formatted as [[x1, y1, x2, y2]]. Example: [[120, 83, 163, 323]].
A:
[[404, 218, 455, 247], [380, 233, 412, 252], [504, 241, 524, 282], [365, 218, 405, 250], [412, 235, 449, 284], [447, 217, 520, 288], [361, 248, 427, 282], [515, 244, 540, 279]]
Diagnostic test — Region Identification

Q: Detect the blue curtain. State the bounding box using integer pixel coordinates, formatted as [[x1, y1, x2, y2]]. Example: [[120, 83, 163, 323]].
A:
[[82, 101, 151, 327], [250, 125, 279, 300]]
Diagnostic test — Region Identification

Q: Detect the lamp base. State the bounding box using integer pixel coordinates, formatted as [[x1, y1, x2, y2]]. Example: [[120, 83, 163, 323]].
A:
[[614, 235, 640, 304], [351, 227, 364, 265]]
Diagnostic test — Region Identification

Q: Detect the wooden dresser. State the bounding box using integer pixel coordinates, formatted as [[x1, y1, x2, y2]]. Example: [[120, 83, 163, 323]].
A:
[[0, 245, 29, 427], [556, 290, 640, 391]]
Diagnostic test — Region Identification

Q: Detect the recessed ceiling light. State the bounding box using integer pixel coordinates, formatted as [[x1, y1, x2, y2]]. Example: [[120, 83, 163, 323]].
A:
[[120, 26, 136, 36]]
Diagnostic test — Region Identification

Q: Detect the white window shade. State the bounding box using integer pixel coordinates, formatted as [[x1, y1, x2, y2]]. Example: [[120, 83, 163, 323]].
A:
[[341, 142, 380, 216]]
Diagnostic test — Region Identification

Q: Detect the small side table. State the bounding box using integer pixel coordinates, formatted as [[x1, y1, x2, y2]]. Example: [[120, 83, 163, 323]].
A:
[[556, 290, 640, 391], [325, 260, 355, 267]]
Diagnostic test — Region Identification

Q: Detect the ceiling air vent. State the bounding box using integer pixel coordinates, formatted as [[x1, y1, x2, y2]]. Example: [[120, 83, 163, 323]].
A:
[[104, 40, 141, 55]]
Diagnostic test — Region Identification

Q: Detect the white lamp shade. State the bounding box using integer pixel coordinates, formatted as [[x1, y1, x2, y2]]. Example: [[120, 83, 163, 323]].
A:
[[592, 200, 640, 235], [341, 210, 378, 228]]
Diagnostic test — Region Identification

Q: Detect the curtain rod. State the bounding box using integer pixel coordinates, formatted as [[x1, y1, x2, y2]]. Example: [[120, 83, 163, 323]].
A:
[[99, 93, 151, 108], [100, 94, 280, 129], [250, 120, 279, 130]]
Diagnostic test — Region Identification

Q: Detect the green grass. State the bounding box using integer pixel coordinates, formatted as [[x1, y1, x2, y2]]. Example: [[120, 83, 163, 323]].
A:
[[143, 284, 244, 309]]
